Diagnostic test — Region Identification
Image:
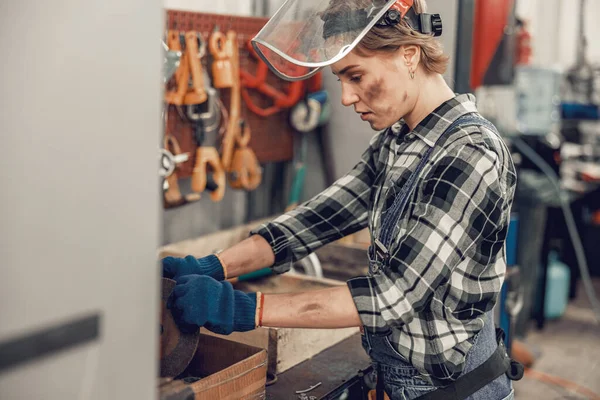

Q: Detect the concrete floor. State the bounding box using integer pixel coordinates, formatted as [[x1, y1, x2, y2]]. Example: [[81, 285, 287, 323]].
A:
[[513, 279, 600, 399]]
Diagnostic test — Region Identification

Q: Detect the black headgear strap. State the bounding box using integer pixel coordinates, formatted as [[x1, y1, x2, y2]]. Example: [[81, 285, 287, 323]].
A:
[[399, 7, 443, 36], [321, 5, 442, 40]]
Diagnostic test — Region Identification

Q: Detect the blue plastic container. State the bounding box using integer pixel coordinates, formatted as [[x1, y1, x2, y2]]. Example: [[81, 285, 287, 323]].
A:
[[498, 214, 519, 348], [544, 251, 571, 319], [505, 214, 519, 266]]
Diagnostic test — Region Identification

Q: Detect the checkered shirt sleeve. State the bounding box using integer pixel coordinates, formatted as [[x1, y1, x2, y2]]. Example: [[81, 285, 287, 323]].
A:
[[250, 132, 384, 274]]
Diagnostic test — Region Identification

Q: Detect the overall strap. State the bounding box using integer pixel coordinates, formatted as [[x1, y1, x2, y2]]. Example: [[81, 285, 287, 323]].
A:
[[374, 113, 498, 260]]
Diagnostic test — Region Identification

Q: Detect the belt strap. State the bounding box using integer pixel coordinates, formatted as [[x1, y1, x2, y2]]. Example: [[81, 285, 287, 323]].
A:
[[376, 363, 385, 400], [415, 330, 521, 400]]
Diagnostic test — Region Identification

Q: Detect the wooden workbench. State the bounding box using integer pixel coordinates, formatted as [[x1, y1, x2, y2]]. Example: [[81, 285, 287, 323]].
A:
[[265, 333, 373, 400]]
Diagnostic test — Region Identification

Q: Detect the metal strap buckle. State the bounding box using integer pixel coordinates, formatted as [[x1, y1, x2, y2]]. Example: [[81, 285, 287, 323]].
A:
[[374, 238, 389, 261]]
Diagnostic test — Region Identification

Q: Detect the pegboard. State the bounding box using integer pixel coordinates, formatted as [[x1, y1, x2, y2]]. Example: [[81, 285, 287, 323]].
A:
[[164, 10, 296, 179]]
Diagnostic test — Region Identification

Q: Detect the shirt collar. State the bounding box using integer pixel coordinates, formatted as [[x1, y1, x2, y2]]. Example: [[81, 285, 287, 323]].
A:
[[393, 93, 479, 148]]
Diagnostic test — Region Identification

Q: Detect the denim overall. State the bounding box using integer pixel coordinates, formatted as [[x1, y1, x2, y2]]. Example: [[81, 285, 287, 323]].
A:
[[363, 114, 514, 400]]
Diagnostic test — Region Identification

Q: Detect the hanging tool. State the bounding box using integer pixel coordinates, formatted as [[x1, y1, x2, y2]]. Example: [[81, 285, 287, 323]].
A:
[[164, 31, 189, 105], [161, 135, 201, 207], [184, 72, 222, 143], [209, 28, 240, 169], [162, 135, 188, 205], [183, 31, 208, 105], [191, 146, 226, 201], [209, 28, 262, 191], [209, 27, 235, 90], [165, 30, 226, 203], [164, 30, 209, 106], [240, 40, 306, 117], [159, 144, 189, 193], [289, 91, 329, 135], [228, 121, 262, 190], [187, 94, 227, 202], [183, 69, 227, 201], [160, 93, 187, 195]]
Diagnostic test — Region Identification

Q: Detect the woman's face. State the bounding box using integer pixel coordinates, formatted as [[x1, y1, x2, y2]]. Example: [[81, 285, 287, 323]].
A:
[[330, 46, 420, 131]]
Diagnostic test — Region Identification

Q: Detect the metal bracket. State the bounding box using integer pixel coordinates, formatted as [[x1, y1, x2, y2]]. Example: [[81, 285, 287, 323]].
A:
[[159, 148, 190, 179]]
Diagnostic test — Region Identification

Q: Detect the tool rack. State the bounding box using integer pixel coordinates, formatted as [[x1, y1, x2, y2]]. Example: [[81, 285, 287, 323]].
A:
[[165, 10, 296, 180]]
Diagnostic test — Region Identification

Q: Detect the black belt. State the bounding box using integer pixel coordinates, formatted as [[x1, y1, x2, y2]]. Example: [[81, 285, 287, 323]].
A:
[[376, 329, 524, 400]]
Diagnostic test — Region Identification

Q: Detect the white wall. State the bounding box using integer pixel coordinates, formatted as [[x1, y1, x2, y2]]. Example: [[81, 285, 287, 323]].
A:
[[0, 1, 162, 399]]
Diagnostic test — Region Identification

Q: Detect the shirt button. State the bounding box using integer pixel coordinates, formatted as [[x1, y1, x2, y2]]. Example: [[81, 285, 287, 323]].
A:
[[405, 133, 416, 142]]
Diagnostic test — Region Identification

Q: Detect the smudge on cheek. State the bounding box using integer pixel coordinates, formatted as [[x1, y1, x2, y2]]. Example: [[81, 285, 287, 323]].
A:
[[403, 91, 408, 102], [365, 78, 384, 102]]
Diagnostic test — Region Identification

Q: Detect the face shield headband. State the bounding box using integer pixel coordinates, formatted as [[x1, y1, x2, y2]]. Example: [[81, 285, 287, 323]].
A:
[[250, 0, 443, 82], [322, 1, 442, 40]]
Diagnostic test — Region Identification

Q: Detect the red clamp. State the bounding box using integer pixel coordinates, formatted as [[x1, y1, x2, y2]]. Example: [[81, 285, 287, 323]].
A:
[[393, 0, 414, 18], [240, 40, 322, 118]]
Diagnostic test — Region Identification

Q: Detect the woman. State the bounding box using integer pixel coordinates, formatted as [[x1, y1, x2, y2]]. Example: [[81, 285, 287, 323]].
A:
[[163, 1, 519, 399]]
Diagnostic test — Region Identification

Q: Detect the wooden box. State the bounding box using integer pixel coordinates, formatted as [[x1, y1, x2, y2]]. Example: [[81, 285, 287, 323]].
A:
[[159, 334, 267, 400]]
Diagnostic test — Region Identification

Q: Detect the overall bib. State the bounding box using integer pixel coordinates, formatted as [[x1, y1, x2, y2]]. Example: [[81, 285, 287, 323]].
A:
[[363, 114, 520, 400]]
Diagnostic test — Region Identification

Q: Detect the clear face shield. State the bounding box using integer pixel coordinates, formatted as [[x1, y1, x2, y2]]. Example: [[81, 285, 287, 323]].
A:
[[250, 0, 400, 82]]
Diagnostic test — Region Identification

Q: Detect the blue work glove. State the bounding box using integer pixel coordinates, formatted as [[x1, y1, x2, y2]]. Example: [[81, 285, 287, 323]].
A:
[[162, 254, 225, 281], [167, 275, 257, 335]]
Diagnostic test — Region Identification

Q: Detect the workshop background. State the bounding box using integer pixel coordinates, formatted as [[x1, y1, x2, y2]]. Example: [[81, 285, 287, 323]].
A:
[[1, 0, 600, 399]]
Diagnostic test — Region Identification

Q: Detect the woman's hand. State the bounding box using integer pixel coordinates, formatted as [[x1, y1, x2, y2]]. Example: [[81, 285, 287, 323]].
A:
[[161, 234, 275, 282], [162, 255, 226, 281], [167, 275, 257, 335]]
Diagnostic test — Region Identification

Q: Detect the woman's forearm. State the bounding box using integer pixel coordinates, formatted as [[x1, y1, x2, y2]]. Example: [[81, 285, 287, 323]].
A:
[[261, 285, 362, 329], [218, 234, 275, 279]]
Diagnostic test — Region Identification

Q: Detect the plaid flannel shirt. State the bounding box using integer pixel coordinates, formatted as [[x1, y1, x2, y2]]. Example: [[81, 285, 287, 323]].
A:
[[250, 94, 517, 384]]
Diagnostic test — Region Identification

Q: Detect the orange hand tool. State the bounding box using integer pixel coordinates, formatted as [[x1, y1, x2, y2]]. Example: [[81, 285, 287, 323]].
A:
[[228, 121, 262, 191], [210, 29, 240, 171], [164, 31, 189, 105], [209, 29, 262, 190], [191, 146, 226, 202], [183, 31, 208, 105], [209, 29, 235, 89], [240, 40, 307, 117]]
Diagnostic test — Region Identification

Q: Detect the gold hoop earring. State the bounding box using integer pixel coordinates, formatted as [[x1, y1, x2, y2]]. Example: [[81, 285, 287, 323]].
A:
[[409, 70, 415, 80]]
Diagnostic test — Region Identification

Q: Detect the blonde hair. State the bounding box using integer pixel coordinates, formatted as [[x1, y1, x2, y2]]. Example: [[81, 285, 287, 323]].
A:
[[324, 0, 449, 75]]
